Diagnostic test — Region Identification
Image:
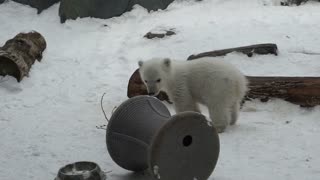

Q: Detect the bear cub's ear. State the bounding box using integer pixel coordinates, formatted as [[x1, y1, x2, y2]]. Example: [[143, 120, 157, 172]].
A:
[[138, 60, 143, 67], [163, 58, 171, 68]]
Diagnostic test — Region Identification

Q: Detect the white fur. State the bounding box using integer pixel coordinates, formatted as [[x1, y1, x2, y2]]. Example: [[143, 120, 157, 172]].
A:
[[138, 57, 248, 133]]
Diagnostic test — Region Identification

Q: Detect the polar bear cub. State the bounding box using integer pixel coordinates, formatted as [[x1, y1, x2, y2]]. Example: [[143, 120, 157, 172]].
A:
[[138, 57, 248, 133]]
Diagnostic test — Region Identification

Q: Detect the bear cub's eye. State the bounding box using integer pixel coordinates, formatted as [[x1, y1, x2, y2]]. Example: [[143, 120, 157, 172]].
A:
[[156, 79, 161, 83]]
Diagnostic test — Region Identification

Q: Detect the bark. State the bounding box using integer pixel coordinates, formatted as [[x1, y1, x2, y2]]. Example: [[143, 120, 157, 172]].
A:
[[127, 69, 320, 107], [0, 31, 46, 82], [187, 43, 278, 60]]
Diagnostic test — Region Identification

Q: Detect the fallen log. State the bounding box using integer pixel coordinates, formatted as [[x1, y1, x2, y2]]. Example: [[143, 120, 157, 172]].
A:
[[187, 43, 278, 60], [0, 31, 46, 82], [127, 69, 171, 103], [127, 69, 320, 107], [247, 76, 320, 107], [280, 0, 308, 6]]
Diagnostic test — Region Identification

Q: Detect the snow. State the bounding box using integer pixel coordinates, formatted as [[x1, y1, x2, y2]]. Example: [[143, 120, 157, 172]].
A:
[[0, 0, 320, 180]]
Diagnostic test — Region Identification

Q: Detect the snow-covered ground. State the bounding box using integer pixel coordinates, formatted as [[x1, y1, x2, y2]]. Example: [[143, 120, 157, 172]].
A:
[[0, 0, 320, 179]]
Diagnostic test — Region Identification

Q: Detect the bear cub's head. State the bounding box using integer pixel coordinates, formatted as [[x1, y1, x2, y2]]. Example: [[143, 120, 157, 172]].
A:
[[138, 58, 171, 96]]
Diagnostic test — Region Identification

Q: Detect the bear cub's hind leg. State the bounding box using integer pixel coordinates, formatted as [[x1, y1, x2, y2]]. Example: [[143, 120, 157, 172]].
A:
[[230, 102, 240, 125]]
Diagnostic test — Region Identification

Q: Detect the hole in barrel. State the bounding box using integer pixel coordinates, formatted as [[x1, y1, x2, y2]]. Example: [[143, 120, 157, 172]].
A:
[[183, 135, 193, 147]]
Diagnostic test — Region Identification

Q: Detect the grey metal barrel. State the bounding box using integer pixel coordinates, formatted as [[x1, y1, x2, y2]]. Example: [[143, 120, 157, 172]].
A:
[[106, 96, 220, 180]]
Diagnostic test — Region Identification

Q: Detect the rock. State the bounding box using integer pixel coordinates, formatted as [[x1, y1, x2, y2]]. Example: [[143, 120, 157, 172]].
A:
[[144, 28, 176, 39], [127, 0, 175, 11], [0, 0, 5, 4], [59, 0, 129, 23], [12, 0, 60, 14], [59, 0, 175, 23]]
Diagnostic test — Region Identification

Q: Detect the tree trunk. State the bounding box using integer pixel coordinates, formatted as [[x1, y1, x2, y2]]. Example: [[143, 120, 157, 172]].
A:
[[127, 69, 320, 107], [187, 43, 278, 60], [0, 31, 46, 82]]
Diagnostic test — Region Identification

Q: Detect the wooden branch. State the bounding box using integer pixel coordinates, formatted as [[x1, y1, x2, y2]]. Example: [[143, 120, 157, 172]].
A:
[[187, 43, 278, 60], [127, 69, 320, 107], [0, 31, 46, 82]]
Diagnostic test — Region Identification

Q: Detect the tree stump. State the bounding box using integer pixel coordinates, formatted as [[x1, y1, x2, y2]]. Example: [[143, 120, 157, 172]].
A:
[[0, 31, 46, 82], [187, 43, 278, 60]]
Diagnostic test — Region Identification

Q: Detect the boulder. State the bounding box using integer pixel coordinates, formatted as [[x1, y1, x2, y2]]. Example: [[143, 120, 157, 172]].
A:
[[59, 0, 129, 23], [12, 0, 60, 14], [127, 0, 175, 11], [59, 0, 175, 23]]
